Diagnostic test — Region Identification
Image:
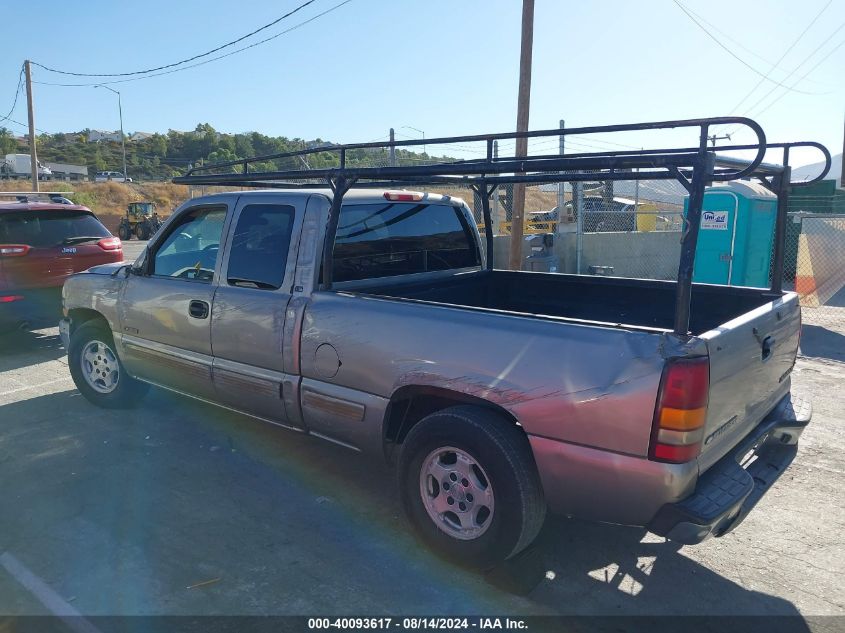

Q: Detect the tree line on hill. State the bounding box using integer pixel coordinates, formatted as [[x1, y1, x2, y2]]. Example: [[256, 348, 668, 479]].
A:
[[0, 123, 447, 181]]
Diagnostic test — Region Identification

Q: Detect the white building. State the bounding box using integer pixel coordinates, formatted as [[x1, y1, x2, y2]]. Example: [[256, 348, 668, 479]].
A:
[[129, 131, 153, 142], [88, 129, 122, 143]]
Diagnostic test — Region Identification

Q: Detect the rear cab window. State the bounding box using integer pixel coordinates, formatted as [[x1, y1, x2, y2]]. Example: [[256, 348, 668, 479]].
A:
[[0, 210, 111, 247], [226, 204, 296, 289], [333, 202, 480, 282]]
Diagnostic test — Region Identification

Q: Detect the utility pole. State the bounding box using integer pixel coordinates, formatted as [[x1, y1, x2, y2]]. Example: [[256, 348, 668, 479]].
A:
[[575, 177, 583, 273], [24, 60, 38, 192], [708, 133, 731, 147], [389, 127, 396, 167], [507, 0, 535, 271], [840, 113, 844, 187], [557, 119, 565, 216], [402, 125, 425, 154], [492, 140, 501, 232]]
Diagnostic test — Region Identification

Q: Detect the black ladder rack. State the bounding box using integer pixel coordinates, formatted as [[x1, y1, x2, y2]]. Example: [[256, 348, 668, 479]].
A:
[[172, 116, 832, 337]]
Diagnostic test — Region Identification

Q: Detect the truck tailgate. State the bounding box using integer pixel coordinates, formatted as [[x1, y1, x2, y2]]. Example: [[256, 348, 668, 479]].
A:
[[697, 292, 801, 471]]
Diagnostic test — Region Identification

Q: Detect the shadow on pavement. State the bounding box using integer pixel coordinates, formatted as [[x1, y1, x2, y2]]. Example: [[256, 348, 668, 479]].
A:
[[799, 324, 845, 363], [487, 518, 806, 621], [0, 328, 66, 372], [0, 387, 809, 622]]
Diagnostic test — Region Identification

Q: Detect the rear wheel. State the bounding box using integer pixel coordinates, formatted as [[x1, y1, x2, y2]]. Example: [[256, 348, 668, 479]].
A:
[[398, 405, 546, 569], [118, 223, 131, 240], [68, 321, 148, 409]]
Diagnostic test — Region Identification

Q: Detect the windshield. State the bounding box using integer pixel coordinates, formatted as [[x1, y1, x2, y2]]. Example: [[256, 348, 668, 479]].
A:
[[0, 211, 111, 247], [135, 203, 154, 215]]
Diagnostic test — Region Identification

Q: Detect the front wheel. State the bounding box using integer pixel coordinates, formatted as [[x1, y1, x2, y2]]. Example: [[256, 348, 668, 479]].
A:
[[135, 223, 149, 240], [68, 321, 148, 409], [398, 405, 546, 569]]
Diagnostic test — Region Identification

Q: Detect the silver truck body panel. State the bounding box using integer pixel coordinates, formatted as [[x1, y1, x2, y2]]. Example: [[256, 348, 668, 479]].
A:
[[697, 293, 800, 470], [299, 290, 667, 456], [529, 435, 698, 524], [60, 188, 805, 531], [209, 192, 307, 425]]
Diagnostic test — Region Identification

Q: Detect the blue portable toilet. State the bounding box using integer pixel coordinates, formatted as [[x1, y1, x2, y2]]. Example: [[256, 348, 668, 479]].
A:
[[684, 181, 777, 287]]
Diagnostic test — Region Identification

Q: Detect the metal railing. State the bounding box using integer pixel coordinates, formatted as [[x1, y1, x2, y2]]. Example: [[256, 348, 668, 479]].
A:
[[173, 117, 834, 335]]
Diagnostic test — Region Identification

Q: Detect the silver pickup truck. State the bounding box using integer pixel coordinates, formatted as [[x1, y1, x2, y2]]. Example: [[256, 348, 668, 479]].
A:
[[60, 188, 811, 568]]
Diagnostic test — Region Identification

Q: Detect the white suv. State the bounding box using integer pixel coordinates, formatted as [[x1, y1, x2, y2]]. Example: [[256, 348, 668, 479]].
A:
[[95, 171, 132, 183]]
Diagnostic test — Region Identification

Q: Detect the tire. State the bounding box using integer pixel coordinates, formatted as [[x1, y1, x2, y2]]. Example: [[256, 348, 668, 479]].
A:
[[118, 223, 131, 240], [134, 223, 148, 240], [398, 405, 546, 569], [68, 321, 148, 409]]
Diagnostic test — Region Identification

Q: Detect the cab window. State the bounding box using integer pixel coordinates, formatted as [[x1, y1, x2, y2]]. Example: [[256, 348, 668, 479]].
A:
[[226, 204, 295, 290], [151, 206, 226, 282], [333, 202, 479, 282]]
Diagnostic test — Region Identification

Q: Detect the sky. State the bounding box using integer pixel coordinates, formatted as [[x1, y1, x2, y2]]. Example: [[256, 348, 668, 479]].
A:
[[1, 0, 843, 169]]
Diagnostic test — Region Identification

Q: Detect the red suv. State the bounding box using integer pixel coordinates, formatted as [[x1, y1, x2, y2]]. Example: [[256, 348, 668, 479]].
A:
[[0, 199, 123, 332]]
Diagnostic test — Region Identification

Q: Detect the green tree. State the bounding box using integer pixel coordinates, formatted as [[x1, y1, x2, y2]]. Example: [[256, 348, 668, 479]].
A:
[[0, 128, 17, 155]]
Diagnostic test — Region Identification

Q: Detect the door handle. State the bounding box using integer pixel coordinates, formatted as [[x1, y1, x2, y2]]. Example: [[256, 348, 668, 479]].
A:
[[761, 335, 775, 361], [189, 300, 210, 319]]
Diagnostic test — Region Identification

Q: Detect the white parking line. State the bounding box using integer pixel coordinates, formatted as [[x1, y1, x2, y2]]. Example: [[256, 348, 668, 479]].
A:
[[0, 552, 103, 633], [0, 377, 70, 397]]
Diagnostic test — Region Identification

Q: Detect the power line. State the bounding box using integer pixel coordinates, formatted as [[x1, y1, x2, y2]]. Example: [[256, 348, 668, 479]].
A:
[[752, 35, 845, 119], [748, 23, 845, 115], [1, 116, 47, 135], [33, 0, 353, 87], [724, 21, 845, 139], [0, 65, 25, 126], [32, 0, 319, 77], [673, 0, 821, 95], [677, 5, 789, 71], [729, 0, 832, 114]]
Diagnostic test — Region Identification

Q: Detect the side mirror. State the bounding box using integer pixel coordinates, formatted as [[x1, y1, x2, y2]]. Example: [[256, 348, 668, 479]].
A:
[[128, 247, 149, 277], [111, 263, 133, 278]]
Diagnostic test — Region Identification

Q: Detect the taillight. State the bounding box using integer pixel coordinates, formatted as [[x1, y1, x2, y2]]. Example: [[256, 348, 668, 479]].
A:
[[0, 244, 31, 257], [97, 237, 122, 251], [0, 295, 24, 303], [384, 191, 424, 202], [649, 357, 710, 463]]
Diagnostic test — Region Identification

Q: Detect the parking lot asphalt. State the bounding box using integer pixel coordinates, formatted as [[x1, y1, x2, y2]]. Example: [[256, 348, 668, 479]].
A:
[[1, 319, 843, 618], [120, 240, 148, 263]]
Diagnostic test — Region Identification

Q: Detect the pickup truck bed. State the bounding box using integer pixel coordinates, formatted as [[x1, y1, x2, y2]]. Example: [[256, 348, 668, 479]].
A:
[[345, 269, 776, 335]]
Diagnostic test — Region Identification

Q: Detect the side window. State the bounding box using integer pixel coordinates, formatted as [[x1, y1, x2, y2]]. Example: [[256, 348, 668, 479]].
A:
[[333, 202, 480, 282], [226, 204, 295, 289], [152, 206, 227, 282]]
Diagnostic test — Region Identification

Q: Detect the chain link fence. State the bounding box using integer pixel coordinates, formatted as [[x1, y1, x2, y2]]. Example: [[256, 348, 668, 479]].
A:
[[785, 212, 845, 334]]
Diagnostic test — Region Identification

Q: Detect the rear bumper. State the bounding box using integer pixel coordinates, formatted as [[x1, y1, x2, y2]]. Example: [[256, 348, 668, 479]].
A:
[[648, 392, 812, 544], [0, 288, 62, 332]]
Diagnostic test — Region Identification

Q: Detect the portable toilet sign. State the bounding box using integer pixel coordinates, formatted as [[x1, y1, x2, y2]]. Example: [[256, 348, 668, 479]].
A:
[[684, 181, 777, 287]]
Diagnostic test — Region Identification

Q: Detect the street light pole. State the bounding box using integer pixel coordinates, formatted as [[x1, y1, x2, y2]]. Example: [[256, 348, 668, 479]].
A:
[[401, 125, 426, 154], [95, 85, 127, 181]]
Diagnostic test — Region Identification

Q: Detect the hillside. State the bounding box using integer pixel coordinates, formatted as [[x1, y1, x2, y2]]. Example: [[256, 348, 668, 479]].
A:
[[0, 123, 453, 182], [0, 179, 566, 234], [791, 153, 843, 187], [0, 180, 192, 232]]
